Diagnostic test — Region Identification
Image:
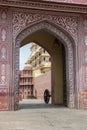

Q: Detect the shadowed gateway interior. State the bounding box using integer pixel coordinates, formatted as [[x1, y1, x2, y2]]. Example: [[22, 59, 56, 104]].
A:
[[20, 29, 67, 107]]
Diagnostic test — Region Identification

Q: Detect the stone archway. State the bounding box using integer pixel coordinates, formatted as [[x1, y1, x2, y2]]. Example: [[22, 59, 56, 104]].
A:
[[14, 21, 76, 110]]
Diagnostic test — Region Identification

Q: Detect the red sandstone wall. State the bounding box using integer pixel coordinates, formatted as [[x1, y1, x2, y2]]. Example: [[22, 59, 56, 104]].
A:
[[34, 71, 51, 99], [72, 0, 87, 3], [46, 0, 87, 4], [0, 9, 13, 110]]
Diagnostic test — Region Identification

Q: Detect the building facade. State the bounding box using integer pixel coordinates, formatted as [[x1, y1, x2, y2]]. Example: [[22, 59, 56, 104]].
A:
[[26, 43, 51, 99], [34, 71, 51, 99], [26, 43, 51, 77], [19, 65, 34, 100], [0, 0, 87, 110]]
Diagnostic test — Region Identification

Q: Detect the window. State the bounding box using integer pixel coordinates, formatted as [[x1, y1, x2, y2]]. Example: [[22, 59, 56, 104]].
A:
[[43, 49, 45, 53], [39, 52, 41, 56], [39, 60, 41, 64], [49, 57, 51, 62], [44, 57, 45, 61]]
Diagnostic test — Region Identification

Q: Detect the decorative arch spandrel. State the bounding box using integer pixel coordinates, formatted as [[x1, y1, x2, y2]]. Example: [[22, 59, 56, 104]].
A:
[[13, 11, 79, 42]]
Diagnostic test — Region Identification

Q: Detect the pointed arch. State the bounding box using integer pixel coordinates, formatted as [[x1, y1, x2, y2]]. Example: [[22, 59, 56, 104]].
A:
[[14, 20, 77, 109]]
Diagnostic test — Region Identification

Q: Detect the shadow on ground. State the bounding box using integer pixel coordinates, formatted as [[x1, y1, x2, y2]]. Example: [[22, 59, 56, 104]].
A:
[[19, 99, 66, 109]]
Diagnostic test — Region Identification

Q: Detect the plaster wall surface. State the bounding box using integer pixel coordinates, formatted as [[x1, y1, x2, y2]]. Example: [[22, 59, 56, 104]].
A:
[[43, 0, 87, 4]]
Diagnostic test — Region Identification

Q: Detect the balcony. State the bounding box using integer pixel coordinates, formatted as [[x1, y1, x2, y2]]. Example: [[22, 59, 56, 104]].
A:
[[19, 82, 33, 86], [20, 74, 33, 78]]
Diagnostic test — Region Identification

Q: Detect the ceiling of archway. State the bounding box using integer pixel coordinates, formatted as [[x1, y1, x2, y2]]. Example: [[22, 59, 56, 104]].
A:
[[20, 29, 61, 46], [20, 29, 55, 47], [20, 29, 62, 55]]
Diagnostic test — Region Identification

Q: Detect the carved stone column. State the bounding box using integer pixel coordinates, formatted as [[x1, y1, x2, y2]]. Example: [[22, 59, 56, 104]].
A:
[[0, 8, 13, 110]]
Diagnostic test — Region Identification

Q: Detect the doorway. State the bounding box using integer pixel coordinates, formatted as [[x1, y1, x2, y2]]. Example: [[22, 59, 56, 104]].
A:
[[14, 21, 75, 110]]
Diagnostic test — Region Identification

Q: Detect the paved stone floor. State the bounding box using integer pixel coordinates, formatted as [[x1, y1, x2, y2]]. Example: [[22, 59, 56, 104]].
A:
[[0, 99, 87, 130]]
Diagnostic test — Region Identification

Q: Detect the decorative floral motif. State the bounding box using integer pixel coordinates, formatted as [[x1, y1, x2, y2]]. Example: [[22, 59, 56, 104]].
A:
[[0, 88, 8, 110], [84, 35, 87, 45], [85, 67, 87, 84], [85, 51, 87, 62], [1, 11, 7, 20], [13, 12, 78, 41], [0, 9, 10, 110], [1, 64, 5, 75], [1, 47, 6, 60], [1, 29, 7, 41], [80, 90, 87, 108], [0, 64, 6, 86], [84, 19, 87, 30]]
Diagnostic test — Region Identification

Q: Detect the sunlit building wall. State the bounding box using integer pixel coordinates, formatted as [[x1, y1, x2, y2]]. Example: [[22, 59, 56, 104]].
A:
[[19, 65, 34, 99], [26, 43, 51, 77]]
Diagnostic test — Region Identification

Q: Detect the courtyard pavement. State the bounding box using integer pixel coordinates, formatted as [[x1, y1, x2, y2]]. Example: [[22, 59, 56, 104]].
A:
[[0, 99, 87, 130]]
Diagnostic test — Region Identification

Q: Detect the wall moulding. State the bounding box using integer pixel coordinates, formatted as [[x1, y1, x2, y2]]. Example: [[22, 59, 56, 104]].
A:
[[0, 0, 87, 14]]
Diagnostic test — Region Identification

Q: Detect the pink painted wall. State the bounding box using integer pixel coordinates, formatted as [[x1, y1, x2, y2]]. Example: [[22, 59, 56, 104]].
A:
[[0, 8, 13, 111], [34, 71, 51, 99], [72, 0, 87, 3], [0, 1, 87, 110], [48, 0, 87, 4]]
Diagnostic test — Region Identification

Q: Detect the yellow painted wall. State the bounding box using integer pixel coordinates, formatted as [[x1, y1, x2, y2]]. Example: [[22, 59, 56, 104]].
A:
[[33, 69, 41, 77], [52, 44, 63, 104]]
